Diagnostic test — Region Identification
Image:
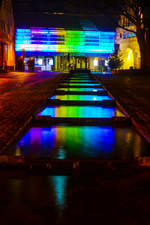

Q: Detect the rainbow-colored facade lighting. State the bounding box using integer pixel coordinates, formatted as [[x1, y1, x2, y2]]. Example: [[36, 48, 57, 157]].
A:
[[15, 28, 115, 56]]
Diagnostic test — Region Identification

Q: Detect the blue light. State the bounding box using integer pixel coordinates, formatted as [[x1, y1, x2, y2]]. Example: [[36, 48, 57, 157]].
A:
[[51, 176, 68, 215], [15, 28, 115, 55]]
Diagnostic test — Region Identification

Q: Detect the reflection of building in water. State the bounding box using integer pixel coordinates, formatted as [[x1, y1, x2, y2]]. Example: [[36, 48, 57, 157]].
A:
[[51, 176, 68, 216], [15, 27, 115, 72]]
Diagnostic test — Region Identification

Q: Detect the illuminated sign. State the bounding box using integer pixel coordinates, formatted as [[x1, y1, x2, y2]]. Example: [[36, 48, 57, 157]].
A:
[[15, 28, 115, 55]]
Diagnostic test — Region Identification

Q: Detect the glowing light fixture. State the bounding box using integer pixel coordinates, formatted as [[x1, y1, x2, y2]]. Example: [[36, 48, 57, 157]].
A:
[[123, 48, 134, 69], [38, 58, 43, 65], [49, 58, 53, 65], [105, 60, 109, 66], [93, 58, 98, 66], [127, 49, 132, 60]]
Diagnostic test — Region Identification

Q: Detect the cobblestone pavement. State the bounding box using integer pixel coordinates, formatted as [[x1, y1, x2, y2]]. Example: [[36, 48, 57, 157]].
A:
[[0, 71, 60, 95], [0, 71, 66, 152], [1, 71, 150, 152], [0, 72, 150, 225], [95, 73, 150, 143]]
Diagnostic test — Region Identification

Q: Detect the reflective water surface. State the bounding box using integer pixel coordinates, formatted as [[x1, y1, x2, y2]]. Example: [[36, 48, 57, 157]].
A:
[[2, 72, 150, 225], [50, 95, 112, 101], [66, 78, 94, 81], [8, 126, 150, 159], [63, 80, 97, 83], [56, 88, 104, 92], [38, 106, 125, 118], [1, 173, 150, 225], [60, 83, 101, 86]]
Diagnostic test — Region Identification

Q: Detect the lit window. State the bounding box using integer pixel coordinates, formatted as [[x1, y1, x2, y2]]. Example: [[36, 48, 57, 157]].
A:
[[105, 60, 109, 66], [123, 32, 126, 39], [37, 59, 43, 65], [128, 32, 131, 38], [93, 58, 98, 66], [49, 58, 53, 65], [132, 33, 136, 37]]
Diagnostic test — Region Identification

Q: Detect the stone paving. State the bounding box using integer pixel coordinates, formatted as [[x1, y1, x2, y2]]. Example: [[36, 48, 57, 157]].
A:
[[0, 71, 66, 152], [0, 71, 150, 225], [1, 71, 150, 153], [95, 73, 150, 143]]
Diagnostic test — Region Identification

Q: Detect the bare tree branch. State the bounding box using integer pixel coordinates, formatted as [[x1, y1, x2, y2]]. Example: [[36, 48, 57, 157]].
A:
[[122, 11, 137, 25], [117, 24, 136, 33]]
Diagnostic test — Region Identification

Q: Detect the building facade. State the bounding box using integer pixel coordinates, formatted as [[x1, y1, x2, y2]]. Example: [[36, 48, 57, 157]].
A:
[[116, 15, 141, 70], [15, 27, 116, 72], [0, 0, 15, 71]]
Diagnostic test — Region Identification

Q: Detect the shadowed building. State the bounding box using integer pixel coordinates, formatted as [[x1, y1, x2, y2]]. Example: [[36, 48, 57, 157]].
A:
[[0, 0, 15, 71]]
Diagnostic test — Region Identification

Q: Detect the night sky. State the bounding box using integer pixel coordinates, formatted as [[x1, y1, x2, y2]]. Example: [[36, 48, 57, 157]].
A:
[[12, 0, 118, 30], [13, 0, 115, 12]]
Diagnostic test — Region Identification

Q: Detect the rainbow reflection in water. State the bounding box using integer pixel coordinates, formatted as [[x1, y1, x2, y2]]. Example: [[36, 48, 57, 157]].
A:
[[9, 126, 150, 159], [50, 95, 112, 101], [38, 106, 124, 118], [56, 88, 104, 92], [60, 83, 101, 86]]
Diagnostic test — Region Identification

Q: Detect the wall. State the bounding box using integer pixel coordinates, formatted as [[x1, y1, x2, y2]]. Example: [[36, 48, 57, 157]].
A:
[[0, 0, 15, 71], [116, 27, 141, 69]]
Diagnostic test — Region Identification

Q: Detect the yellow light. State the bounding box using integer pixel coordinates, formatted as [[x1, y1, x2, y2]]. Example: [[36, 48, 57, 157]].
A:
[[93, 58, 98, 66], [121, 48, 134, 69], [127, 49, 132, 60], [53, 12, 64, 15]]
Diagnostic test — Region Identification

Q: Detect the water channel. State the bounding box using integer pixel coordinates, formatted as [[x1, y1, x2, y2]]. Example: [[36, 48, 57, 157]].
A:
[[7, 72, 150, 159], [2, 71, 150, 224]]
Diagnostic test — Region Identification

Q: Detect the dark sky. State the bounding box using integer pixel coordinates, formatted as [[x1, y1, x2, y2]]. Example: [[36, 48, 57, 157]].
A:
[[12, 0, 150, 29], [13, 0, 66, 12], [13, 0, 116, 13], [12, 0, 118, 30]]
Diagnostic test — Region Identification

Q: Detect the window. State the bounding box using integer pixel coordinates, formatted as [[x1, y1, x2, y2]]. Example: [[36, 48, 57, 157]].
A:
[[128, 32, 131, 38], [132, 33, 136, 37], [123, 32, 126, 39]]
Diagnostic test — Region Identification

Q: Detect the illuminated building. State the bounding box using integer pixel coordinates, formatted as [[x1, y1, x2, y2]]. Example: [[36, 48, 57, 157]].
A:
[[15, 27, 115, 71], [115, 7, 150, 70], [116, 3, 150, 70], [0, 0, 15, 71], [116, 20, 141, 70]]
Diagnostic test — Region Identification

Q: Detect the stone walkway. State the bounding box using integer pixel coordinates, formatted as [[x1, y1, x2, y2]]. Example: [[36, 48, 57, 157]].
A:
[[0, 71, 150, 225], [0, 71, 66, 152], [95, 73, 150, 143], [1, 71, 150, 153]]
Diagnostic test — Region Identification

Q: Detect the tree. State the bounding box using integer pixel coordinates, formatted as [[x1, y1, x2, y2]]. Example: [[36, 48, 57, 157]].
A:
[[108, 51, 123, 70], [65, 0, 150, 69], [113, 0, 150, 69]]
